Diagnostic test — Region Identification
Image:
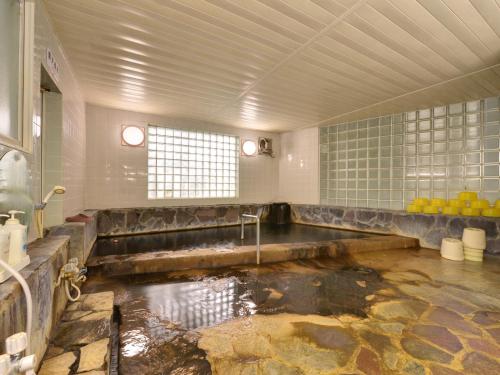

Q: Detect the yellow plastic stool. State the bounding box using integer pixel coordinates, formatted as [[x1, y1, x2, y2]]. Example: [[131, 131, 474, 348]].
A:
[[495, 200, 500, 209], [471, 200, 490, 209], [423, 206, 439, 214], [448, 199, 466, 208], [461, 207, 481, 216], [407, 204, 423, 213], [459, 191, 478, 201], [442, 206, 460, 215], [430, 198, 447, 208], [413, 198, 429, 206], [482, 208, 500, 218]]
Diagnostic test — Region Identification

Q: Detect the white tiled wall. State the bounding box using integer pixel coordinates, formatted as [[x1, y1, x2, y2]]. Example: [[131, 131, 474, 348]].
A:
[[35, 2, 86, 220], [278, 127, 319, 204], [85, 105, 280, 208], [320, 97, 500, 209], [42, 92, 64, 227]]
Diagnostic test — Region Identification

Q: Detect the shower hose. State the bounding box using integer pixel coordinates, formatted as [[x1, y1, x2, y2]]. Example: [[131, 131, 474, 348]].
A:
[[0, 259, 33, 355], [55, 270, 86, 302]]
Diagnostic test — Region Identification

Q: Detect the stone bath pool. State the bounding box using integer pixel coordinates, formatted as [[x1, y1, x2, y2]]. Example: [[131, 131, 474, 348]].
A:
[[83, 248, 500, 375], [91, 223, 371, 257], [87, 223, 419, 277]]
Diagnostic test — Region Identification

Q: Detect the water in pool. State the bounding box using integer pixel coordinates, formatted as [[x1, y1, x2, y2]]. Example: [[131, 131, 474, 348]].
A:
[[83, 258, 385, 374], [91, 223, 370, 257], [83, 251, 500, 375]]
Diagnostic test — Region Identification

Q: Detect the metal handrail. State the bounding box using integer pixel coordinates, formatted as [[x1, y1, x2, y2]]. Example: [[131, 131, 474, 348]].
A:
[[240, 213, 260, 265]]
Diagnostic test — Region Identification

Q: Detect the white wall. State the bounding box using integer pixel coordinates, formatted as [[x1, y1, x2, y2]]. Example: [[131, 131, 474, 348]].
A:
[[278, 127, 319, 204], [42, 91, 64, 227], [85, 104, 280, 209], [34, 3, 86, 220]]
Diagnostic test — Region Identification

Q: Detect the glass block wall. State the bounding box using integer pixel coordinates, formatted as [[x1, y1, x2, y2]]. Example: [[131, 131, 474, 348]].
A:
[[319, 96, 500, 210]]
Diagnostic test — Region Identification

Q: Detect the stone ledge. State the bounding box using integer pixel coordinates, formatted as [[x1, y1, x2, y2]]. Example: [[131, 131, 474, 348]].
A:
[[0, 236, 70, 366], [86, 235, 418, 276], [39, 291, 114, 375], [48, 210, 98, 264], [291, 204, 500, 255], [95, 204, 271, 237]]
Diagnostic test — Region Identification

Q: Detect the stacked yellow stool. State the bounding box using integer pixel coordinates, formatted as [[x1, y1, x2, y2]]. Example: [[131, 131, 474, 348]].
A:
[[406, 192, 499, 217]]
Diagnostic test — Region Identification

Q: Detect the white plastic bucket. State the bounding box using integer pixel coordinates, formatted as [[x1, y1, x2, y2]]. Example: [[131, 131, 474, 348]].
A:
[[462, 228, 486, 250], [440, 238, 464, 261]]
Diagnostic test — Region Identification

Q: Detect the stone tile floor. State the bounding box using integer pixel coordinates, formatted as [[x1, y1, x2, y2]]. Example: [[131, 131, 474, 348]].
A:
[[39, 292, 114, 375], [198, 251, 500, 374], [83, 248, 500, 374]]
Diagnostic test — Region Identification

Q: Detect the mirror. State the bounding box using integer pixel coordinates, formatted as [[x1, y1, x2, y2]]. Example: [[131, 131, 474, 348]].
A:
[[0, 149, 33, 227], [0, 0, 34, 153]]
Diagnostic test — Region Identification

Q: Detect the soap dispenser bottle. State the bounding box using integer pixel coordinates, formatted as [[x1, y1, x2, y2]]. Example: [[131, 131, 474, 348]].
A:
[[0, 214, 10, 263], [4, 210, 29, 269]]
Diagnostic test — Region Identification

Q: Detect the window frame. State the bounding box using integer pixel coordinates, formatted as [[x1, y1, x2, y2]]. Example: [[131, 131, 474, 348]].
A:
[[0, 0, 35, 153]]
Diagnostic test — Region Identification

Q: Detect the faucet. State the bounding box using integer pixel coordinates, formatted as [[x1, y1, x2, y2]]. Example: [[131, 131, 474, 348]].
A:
[[240, 208, 262, 265]]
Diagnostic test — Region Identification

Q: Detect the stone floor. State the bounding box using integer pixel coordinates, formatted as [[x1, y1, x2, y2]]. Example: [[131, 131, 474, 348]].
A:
[[38, 291, 114, 375], [83, 248, 500, 374]]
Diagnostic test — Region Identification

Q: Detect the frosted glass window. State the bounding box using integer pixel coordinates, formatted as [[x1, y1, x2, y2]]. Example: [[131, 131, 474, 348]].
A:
[[484, 165, 499, 176], [466, 113, 480, 125], [449, 116, 463, 127], [406, 122, 417, 132], [418, 120, 431, 131], [484, 138, 499, 150], [419, 109, 430, 119], [419, 132, 431, 142], [449, 103, 463, 114], [449, 128, 463, 140], [466, 101, 480, 112], [466, 166, 480, 177], [433, 106, 446, 117], [433, 155, 447, 165], [433, 118, 446, 129], [433, 142, 447, 153], [406, 111, 417, 121], [147, 126, 239, 199], [485, 97, 499, 110]]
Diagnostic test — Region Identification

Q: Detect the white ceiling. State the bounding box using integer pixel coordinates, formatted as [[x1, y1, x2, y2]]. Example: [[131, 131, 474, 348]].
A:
[[44, 0, 500, 132]]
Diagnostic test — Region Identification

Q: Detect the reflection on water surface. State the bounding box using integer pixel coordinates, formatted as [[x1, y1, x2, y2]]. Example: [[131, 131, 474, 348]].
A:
[[84, 258, 384, 374]]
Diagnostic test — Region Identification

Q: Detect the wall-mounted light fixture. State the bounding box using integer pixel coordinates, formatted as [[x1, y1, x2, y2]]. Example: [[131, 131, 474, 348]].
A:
[[121, 125, 145, 147], [241, 139, 257, 156]]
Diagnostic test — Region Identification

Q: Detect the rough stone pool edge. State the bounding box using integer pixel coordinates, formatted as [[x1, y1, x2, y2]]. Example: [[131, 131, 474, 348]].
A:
[[93, 204, 500, 255], [86, 235, 419, 276]]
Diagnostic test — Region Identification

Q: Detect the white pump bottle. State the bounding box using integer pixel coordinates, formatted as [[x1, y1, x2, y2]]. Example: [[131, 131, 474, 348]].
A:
[[0, 211, 30, 283], [0, 214, 10, 264]]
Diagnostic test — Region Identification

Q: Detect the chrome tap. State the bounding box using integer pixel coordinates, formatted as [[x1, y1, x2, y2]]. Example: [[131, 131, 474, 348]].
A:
[[240, 210, 262, 265]]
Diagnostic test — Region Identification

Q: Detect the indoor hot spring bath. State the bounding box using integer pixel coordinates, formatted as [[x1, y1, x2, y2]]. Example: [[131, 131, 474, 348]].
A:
[[2, 2, 500, 375]]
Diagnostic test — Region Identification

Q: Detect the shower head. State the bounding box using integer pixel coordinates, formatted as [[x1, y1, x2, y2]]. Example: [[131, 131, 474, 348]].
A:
[[53, 185, 66, 194], [42, 185, 66, 204]]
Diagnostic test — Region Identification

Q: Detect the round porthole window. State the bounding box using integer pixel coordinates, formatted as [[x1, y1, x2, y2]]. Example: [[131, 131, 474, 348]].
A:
[[241, 140, 257, 156], [121, 126, 145, 147]]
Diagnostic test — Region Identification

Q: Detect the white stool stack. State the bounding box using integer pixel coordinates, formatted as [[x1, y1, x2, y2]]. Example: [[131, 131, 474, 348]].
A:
[[462, 228, 487, 262]]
